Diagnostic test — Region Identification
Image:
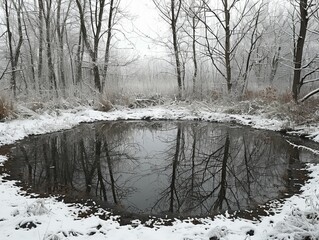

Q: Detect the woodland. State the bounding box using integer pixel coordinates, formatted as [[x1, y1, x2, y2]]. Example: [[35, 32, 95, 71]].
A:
[[1, 0, 319, 113]]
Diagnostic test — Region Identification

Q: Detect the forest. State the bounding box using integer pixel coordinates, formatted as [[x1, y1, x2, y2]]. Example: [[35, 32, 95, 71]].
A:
[[1, 0, 319, 111]]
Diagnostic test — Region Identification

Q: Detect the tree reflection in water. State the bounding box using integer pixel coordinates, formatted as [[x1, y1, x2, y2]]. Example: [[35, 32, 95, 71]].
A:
[[9, 121, 311, 217]]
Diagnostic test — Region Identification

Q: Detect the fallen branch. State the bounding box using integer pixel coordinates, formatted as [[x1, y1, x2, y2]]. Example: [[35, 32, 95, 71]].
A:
[[286, 140, 319, 155]]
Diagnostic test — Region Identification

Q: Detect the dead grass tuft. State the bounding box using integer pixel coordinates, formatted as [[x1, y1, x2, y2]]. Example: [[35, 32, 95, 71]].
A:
[[103, 91, 132, 106], [241, 87, 277, 102], [222, 87, 319, 124], [98, 97, 113, 112], [0, 96, 12, 120], [288, 98, 319, 124], [240, 87, 294, 104]]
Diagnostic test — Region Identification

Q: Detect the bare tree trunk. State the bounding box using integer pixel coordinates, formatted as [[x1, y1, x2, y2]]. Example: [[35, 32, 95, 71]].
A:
[[171, 0, 183, 99], [5, 0, 16, 96], [102, 0, 116, 90], [241, 5, 263, 95], [5, 0, 23, 97], [56, 0, 66, 91], [292, 0, 308, 102], [153, 0, 183, 99], [65, 30, 76, 85], [269, 47, 281, 84], [75, 0, 86, 86], [76, 0, 106, 93], [21, 1, 40, 92], [191, 15, 198, 95], [43, 0, 58, 94], [38, 0, 44, 92], [22, 13, 36, 90], [15, 0, 23, 91], [75, 29, 84, 85], [224, 0, 232, 93]]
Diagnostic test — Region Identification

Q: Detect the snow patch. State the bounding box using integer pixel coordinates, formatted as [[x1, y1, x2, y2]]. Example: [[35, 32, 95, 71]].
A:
[[0, 155, 7, 166]]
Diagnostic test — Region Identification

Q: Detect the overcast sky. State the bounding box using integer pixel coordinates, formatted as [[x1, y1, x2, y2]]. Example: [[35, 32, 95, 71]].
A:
[[120, 0, 168, 57]]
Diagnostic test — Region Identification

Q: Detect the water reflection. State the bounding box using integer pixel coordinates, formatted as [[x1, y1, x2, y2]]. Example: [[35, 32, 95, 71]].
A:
[[8, 121, 309, 216]]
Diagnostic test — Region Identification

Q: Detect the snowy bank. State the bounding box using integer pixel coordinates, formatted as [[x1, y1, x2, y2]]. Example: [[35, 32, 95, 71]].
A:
[[0, 103, 290, 147], [0, 103, 319, 240]]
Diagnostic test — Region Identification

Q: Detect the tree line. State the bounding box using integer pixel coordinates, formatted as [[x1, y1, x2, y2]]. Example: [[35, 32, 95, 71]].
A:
[[1, 0, 121, 100], [1, 0, 319, 103]]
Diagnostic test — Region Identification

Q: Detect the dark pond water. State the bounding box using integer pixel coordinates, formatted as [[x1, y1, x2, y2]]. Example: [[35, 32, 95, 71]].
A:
[[4, 121, 318, 217]]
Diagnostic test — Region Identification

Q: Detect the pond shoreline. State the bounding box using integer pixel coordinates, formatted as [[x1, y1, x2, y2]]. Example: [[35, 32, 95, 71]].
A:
[[3, 120, 313, 225], [1, 104, 319, 239]]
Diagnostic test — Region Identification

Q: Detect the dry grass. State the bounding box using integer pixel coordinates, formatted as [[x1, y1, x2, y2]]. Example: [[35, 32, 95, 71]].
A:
[[97, 97, 113, 112], [241, 87, 293, 104], [219, 87, 319, 125], [288, 98, 319, 124], [0, 96, 12, 120]]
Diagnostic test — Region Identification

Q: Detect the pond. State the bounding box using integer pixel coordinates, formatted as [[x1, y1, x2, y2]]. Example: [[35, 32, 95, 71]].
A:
[[4, 121, 318, 218]]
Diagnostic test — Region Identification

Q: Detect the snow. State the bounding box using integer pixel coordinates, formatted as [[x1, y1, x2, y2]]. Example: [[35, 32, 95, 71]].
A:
[[1, 103, 319, 239], [0, 155, 7, 166]]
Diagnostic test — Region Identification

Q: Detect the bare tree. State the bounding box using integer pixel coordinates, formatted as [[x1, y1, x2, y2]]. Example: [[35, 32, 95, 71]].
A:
[[21, 1, 37, 91], [292, 0, 309, 102], [43, 0, 58, 94], [56, 0, 71, 92], [74, 1, 86, 86], [42, 0, 58, 95], [153, 0, 183, 99], [102, 0, 119, 88], [37, 0, 44, 91], [4, 0, 23, 97], [291, 0, 319, 102], [75, 0, 108, 93], [183, 0, 203, 95], [239, 1, 265, 94], [197, 0, 260, 93]]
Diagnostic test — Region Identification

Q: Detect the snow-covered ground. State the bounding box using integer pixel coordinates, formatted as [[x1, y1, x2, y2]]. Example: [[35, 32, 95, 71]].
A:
[[1, 102, 319, 240]]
